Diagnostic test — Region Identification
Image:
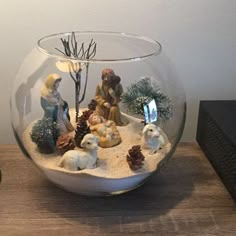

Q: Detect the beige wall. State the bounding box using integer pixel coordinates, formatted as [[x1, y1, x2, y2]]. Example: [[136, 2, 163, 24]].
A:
[[0, 0, 235, 143]]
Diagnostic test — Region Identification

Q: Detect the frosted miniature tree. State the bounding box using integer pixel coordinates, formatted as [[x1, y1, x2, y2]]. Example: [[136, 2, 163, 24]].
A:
[[122, 78, 172, 121], [30, 118, 60, 154]]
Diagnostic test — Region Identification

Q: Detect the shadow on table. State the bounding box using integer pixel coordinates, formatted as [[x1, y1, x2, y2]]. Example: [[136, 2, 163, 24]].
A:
[[32, 151, 210, 227]]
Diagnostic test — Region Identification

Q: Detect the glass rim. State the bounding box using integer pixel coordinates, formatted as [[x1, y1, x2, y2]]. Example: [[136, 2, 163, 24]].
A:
[[37, 31, 162, 63]]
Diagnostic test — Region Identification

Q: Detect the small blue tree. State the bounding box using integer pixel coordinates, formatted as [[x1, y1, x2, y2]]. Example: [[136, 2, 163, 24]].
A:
[[31, 118, 60, 153]]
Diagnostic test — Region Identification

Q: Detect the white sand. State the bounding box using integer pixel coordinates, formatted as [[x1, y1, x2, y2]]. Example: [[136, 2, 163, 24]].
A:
[[22, 111, 171, 179]]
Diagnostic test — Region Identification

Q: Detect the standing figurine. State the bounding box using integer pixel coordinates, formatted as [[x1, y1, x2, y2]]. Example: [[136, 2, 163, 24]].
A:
[[41, 73, 74, 134], [95, 68, 127, 126]]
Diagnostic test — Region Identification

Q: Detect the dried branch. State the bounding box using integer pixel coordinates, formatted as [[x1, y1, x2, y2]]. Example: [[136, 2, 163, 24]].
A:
[[55, 31, 97, 122], [55, 48, 66, 55], [79, 63, 89, 103], [67, 63, 76, 83], [88, 43, 96, 58]]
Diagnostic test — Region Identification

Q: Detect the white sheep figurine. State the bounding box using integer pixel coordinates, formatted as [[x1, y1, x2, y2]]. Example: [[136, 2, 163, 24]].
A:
[[141, 123, 165, 153], [57, 134, 98, 171]]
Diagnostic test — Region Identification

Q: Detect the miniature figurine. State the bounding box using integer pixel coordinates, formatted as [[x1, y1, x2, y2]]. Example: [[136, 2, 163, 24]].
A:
[[88, 113, 121, 148], [57, 134, 98, 171], [41, 74, 74, 134], [141, 123, 165, 153], [95, 68, 127, 126], [89, 114, 113, 140]]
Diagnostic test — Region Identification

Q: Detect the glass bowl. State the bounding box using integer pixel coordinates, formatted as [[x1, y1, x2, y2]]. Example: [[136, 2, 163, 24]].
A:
[[10, 31, 186, 196]]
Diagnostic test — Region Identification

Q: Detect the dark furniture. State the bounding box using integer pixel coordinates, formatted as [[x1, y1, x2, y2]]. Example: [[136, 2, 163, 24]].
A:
[[197, 100, 236, 201], [0, 144, 235, 235]]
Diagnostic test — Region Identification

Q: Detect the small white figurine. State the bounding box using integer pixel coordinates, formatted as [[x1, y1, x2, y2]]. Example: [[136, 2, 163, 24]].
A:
[[57, 134, 98, 171], [141, 123, 165, 153]]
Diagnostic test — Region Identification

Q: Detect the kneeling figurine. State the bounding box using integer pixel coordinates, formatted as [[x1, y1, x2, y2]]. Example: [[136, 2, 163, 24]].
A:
[[57, 134, 98, 171]]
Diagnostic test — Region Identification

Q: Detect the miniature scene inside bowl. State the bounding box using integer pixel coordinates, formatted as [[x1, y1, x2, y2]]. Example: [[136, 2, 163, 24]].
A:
[[11, 31, 186, 196]]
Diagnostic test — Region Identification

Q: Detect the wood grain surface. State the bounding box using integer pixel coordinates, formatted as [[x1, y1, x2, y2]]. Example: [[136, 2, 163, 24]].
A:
[[0, 143, 235, 236]]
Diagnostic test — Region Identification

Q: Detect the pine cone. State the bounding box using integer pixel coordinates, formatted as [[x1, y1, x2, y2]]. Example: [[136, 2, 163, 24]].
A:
[[127, 145, 145, 170], [88, 99, 97, 111], [81, 110, 93, 121], [56, 134, 75, 155], [74, 118, 91, 147]]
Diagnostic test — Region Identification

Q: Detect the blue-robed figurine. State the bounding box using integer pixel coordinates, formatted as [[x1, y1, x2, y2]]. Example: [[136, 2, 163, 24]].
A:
[[41, 74, 74, 134]]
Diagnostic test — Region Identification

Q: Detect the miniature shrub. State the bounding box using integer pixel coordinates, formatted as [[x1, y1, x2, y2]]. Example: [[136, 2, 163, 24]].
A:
[[31, 118, 60, 154]]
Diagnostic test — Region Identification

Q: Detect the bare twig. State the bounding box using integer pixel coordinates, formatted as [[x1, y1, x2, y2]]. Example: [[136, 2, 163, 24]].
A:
[[55, 31, 97, 122], [79, 63, 89, 103], [55, 48, 66, 55]]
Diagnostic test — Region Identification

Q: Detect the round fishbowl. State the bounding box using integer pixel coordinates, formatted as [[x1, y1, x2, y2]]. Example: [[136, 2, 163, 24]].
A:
[[10, 31, 186, 196]]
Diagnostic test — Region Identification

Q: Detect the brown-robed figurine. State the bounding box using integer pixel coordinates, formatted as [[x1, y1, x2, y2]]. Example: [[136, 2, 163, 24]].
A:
[[95, 68, 127, 126]]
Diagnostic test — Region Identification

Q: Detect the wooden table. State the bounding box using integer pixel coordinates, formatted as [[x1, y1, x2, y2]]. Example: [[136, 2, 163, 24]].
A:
[[0, 143, 235, 235]]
